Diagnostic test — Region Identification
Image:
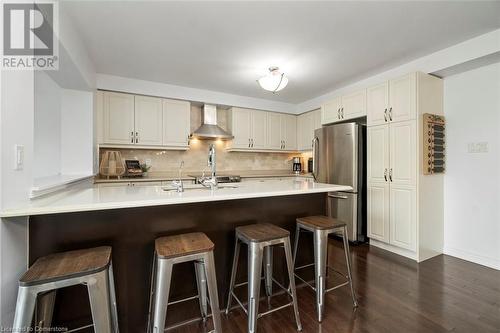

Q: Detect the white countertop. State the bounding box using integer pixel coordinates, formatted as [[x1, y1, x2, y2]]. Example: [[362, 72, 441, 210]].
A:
[[0, 178, 351, 217]]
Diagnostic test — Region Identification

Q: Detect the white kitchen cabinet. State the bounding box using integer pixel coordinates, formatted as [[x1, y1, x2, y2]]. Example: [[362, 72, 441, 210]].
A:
[[389, 73, 416, 123], [342, 89, 367, 120], [162, 99, 190, 147], [367, 73, 416, 126], [267, 112, 282, 150], [297, 111, 313, 151], [281, 114, 297, 150], [367, 82, 389, 126], [366, 72, 444, 262], [321, 89, 366, 125], [100, 91, 190, 149], [103, 92, 135, 144], [135, 95, 163, 146], [229, 107, 252, 149], [367, 182, 390, 243], [389, 121, 416, 186], [251, 110, 268, 149], [390, 185, 416, 251], [321, 97, 340, 124], [367, 125, 390, 183]]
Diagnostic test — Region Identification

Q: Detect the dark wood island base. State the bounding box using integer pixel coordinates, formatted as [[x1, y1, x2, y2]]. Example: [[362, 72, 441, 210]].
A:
[[29, 193, 326, 332]]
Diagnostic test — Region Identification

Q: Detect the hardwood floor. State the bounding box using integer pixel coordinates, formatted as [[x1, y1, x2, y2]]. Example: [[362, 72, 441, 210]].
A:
[[170, 239, 500, 333]]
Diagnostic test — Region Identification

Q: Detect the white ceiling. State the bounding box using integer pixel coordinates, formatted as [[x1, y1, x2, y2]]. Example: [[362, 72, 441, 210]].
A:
[[63, 1, 500, 104]]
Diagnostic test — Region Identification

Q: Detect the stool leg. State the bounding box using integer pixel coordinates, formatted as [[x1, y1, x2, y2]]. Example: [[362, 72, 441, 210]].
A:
[[263, 246, 273, 297], [248, 242, 263, 333], [108, 262, 120, 332], [284, 238, 303, 331], [194, 260, 208, 320], [204, 251, 223, 333], [152, 258, 173, 333], [292, 224, 300, 267], [13, 286, 38, 331], [342, 226, 358, 307], [225, 239, 240, 314], [36, 290, 56, 328], [147, 254, 157, 333], [313, 230, 328, 322], [87, 270, 113, 333]]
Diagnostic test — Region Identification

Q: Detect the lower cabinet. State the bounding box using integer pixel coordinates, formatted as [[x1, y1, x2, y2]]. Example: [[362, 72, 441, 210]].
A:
[[368, 182, 416, 251]]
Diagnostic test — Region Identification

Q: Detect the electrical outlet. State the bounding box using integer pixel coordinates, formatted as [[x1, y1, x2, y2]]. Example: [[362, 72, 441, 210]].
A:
[[14, 145, 24, 170], [145, 159, 152, 166], [468, 142, 489, 153]]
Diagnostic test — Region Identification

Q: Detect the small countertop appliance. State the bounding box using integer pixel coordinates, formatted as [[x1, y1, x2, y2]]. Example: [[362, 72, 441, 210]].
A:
[[292, 157, 302, 174]]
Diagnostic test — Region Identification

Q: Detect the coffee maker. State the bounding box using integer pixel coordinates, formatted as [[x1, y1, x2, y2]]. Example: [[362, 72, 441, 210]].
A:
[[292, 157, 302, 174]]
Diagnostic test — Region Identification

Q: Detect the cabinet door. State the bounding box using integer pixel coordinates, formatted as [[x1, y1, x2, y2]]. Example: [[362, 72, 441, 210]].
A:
[[313, 109, 322, 131], [367, 182, 390, 243], [390, 185, 416, 251], [298, 112, 313, 151], [135, 96, 163, 146], [367, 82, 389, 126], [103, 92, 135, 144], [389, 121, 416, 186], [367, 125, 390, 183], [282, 114, 297, 150], [231, 108, 252, 148], [251, 110, 267, 149], [163, 99, 190, 146], [321, 97, 341, 124], [341, 89, 366, 120], [267, 112, 282, 149], [389, 73, 416, 123]]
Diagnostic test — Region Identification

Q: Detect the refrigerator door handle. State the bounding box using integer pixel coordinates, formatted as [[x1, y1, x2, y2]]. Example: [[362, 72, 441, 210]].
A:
[[312, 136, 319, 181]]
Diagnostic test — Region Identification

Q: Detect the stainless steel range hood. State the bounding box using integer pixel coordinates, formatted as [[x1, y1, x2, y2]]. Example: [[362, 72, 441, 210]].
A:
[[191, 104, 233, 140]]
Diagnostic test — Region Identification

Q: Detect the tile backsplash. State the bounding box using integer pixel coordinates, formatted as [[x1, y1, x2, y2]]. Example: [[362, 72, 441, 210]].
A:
[[99, 105, 307, 174]]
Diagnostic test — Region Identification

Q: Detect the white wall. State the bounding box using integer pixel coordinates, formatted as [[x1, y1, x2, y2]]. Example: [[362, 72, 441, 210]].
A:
[[34, 72, 62, 179], [443, 62, 500, 270]]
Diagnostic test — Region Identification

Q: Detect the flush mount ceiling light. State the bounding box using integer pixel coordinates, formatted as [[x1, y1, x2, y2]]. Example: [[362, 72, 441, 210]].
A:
[[257, 66, 289, 93]]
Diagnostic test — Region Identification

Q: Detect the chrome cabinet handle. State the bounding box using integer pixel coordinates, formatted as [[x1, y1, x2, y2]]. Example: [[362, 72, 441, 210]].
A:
[[384, 108, 388, 122], [341, 107, 344, 119], [389, 168, 393, 182], [248, 138, 251, 148], [283, 140, 285, 149], [131, 131, 134, 143], [251, 138, 254, 147], [384, 168, 388, 181], [337, 108, 341, 119], [135, 132, 139, 143], [389, 107, 393, 121], [312, 137, 319, 181]]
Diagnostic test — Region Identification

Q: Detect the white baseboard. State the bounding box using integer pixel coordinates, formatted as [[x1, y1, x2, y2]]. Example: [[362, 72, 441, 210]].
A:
[[444, 246, 500, 270], [369, 239, 417, 261]]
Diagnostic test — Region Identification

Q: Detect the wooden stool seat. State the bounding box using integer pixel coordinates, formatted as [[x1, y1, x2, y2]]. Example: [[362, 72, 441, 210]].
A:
[[155, 232, 214, 259], [296, 215, 346, 230], [236, 223, 290, 242], [19, 246, 111, 286]]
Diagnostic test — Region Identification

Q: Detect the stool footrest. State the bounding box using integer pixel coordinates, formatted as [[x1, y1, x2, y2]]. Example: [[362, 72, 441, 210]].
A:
[[294, 263, 351, 294], [65, 324, 94, 333], [167, 294, 209, 306]]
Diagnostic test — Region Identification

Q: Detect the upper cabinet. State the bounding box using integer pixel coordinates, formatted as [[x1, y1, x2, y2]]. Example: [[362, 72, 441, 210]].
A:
[[228, 108, 298, 152], [103, 92, 135, 145], [134, 95, 163, 146], [163, 99, 190, 147], [297, 109, 321, 151], [99, 91, 190, 149], [367, 73, 416, 126], [321, 89, 366, 125]]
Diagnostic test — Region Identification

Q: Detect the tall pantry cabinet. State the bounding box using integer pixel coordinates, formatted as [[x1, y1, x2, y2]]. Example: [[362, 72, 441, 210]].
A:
[[367, 72, 444, 262]]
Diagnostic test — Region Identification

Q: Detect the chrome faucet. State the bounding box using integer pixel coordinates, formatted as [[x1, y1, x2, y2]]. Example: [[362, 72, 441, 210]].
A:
[[200, 144, 218, 189], [171, 161, 184, 192]]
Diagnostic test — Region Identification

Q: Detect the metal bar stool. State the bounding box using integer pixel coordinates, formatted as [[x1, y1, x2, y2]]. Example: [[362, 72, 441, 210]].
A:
[[225, 223, 302, 333], [293, 216, 358, 322], [12, 246, 119, 333], [147, 232, 222, 333]]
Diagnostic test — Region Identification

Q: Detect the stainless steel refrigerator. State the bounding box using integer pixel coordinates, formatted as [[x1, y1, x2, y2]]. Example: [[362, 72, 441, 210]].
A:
[[312, 122, 366, 242]]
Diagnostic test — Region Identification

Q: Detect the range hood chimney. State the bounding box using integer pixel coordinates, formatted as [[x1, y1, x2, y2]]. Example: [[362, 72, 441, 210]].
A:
[[191, 104, 233, 140]]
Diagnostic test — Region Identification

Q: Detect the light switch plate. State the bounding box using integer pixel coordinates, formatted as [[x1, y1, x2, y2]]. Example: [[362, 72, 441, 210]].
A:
[[14, 145, 24, 170]]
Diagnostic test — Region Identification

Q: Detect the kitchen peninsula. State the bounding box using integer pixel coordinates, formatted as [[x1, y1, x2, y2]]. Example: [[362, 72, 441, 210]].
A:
[[1, 178, 350, 332]]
